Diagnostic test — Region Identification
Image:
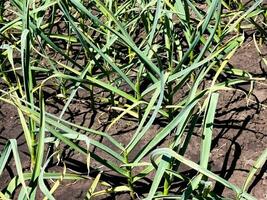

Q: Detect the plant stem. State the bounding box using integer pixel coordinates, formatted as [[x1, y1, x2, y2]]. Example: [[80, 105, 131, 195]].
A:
[[0, 1, 4, 22], [124, 152, 135, 199]]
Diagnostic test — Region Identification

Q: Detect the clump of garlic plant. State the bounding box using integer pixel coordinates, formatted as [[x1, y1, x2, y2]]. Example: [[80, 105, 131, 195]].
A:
[[0, 0, 266, 199]]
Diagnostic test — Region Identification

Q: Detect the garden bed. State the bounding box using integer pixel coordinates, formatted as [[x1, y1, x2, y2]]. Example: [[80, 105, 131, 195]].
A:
[[0, 0, 267, 199]]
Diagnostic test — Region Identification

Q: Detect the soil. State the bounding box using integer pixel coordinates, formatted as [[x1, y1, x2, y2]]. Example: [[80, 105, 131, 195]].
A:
[[186, 40, 267, 199]]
